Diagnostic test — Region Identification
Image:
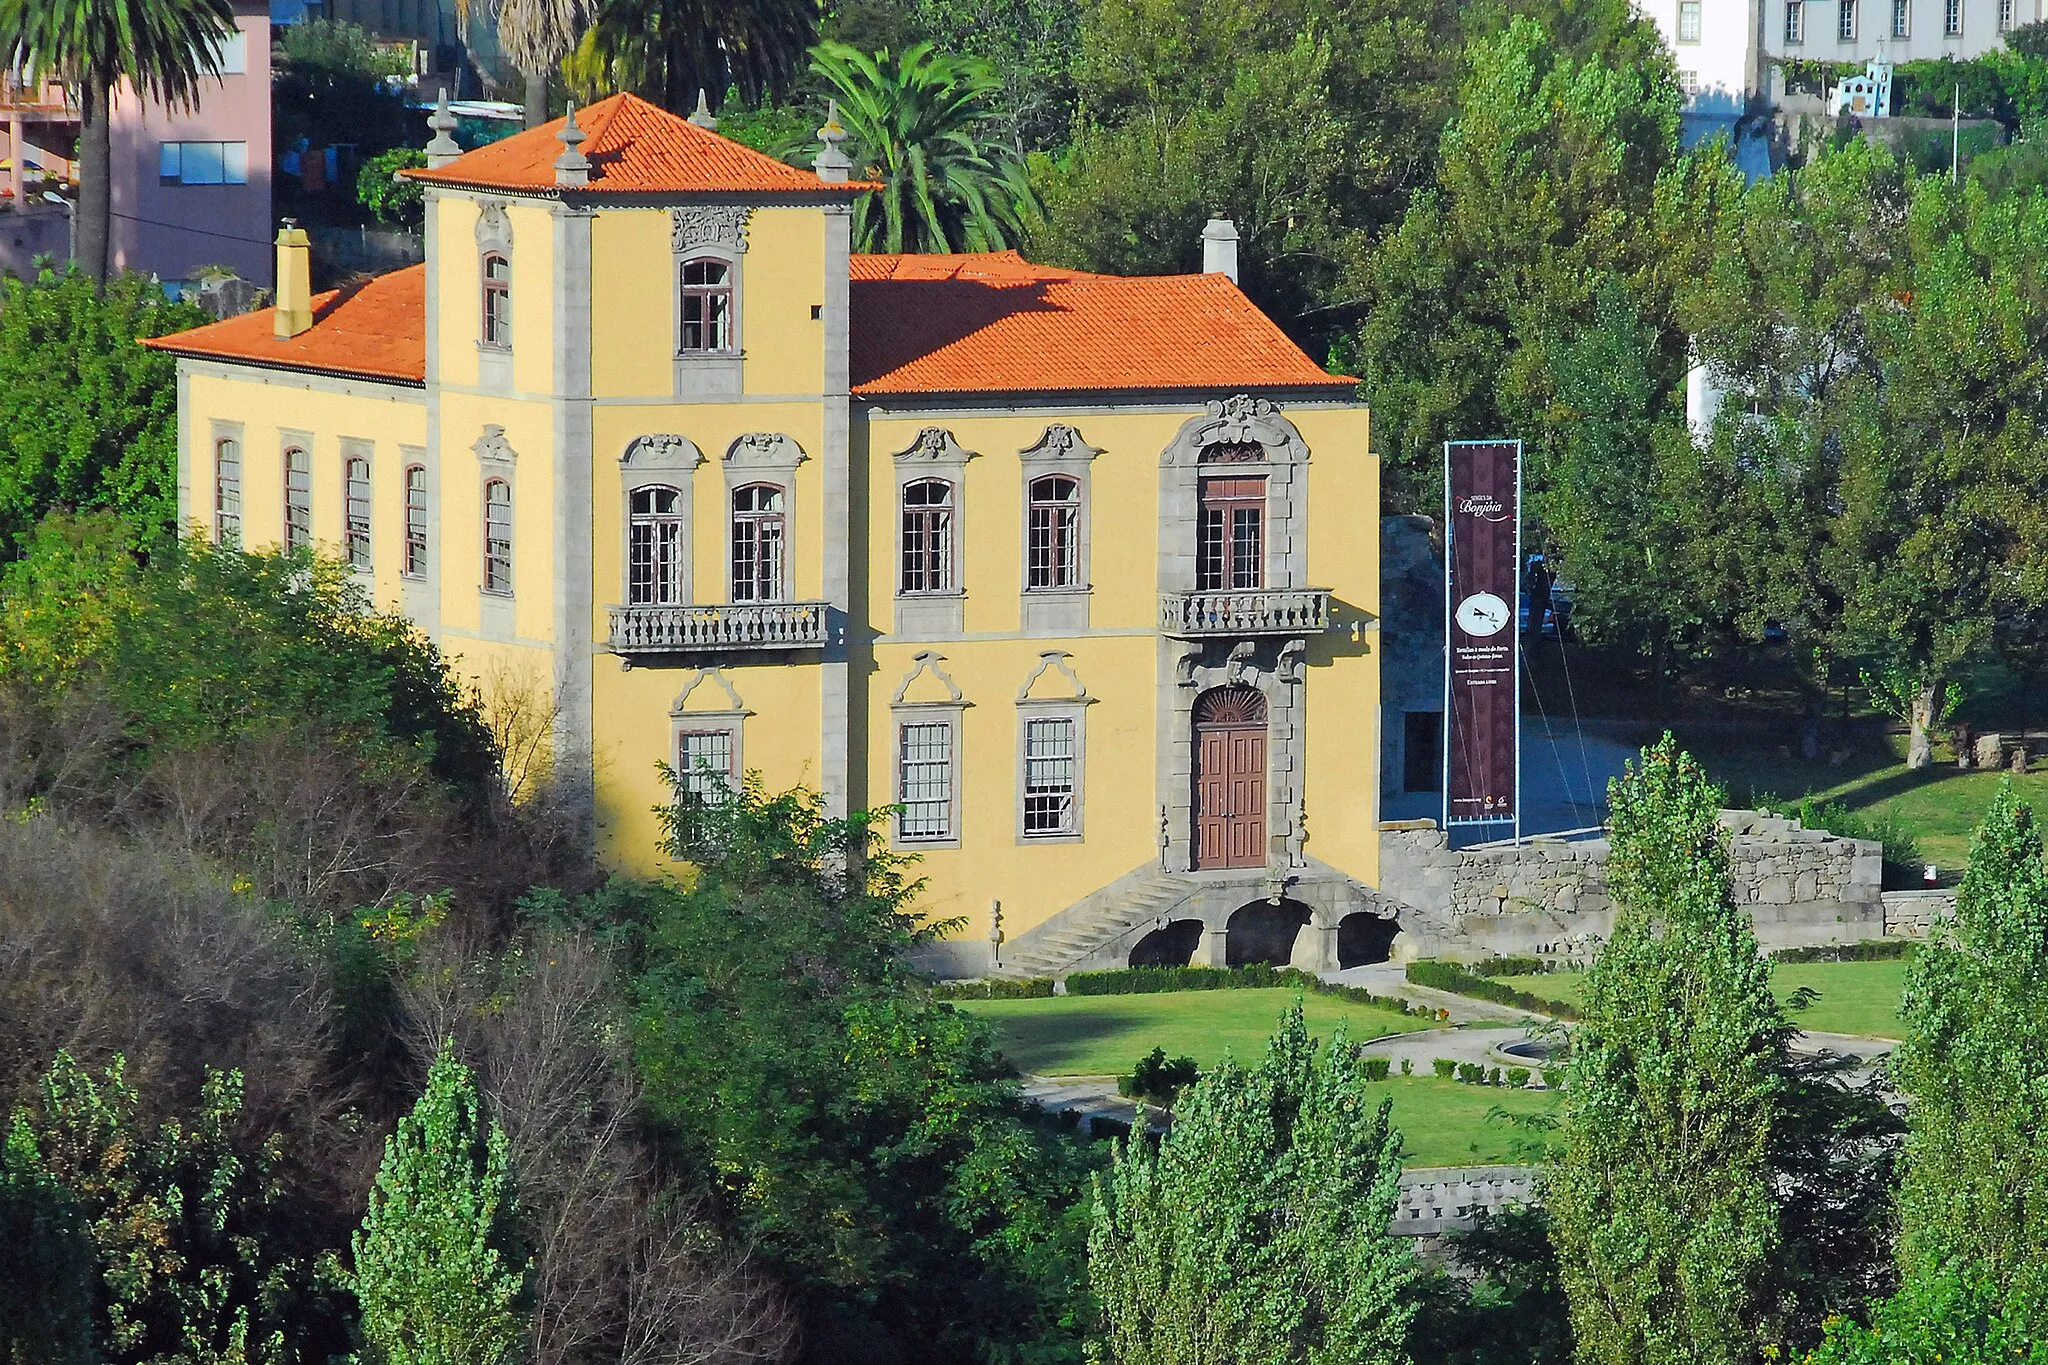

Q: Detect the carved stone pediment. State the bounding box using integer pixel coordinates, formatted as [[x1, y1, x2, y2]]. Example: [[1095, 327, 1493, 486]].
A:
[[671, 205, 751, 254]]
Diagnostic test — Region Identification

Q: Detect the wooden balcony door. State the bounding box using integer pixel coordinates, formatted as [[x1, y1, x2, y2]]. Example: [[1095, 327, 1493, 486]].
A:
[[1193, 686, 1268, 869]]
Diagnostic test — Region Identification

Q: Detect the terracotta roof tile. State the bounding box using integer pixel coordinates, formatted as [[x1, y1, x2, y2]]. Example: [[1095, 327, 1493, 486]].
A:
[[141, 265, 426, 385], [850, 252, 1353, 396], [402, 92, 876, 196]]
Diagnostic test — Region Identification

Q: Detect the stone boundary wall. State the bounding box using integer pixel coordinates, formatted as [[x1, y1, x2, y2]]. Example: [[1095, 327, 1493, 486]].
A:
[[1392, 1165, 1537, 1236], [1882, 889, 1955, 938], [1381, 811, 1884, 963]]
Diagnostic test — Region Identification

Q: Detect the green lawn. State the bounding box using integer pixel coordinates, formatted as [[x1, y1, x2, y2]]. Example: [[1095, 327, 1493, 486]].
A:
[[1495, 958, 1911, 1039], [959, 988, 1424, 1076], [1357, 1078, 1560, 1167]]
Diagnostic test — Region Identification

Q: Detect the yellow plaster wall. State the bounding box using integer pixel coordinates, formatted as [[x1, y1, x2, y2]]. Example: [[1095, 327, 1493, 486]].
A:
[[741, 208, 826, 397], [435, 391, 558, 643], [589, 208, 671, 398], [427, 194, 557, 395], [430, 195, 480, 390]]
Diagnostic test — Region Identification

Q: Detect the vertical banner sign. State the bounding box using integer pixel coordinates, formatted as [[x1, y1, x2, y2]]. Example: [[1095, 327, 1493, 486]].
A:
[[1443, 440, 1521, 833]]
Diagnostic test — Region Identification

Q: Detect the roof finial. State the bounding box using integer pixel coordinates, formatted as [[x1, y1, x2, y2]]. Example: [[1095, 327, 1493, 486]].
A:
[[813, 98, 850, 183], [554, 98, 590, 186], [689, 88, 718, 130], [425, 87, 461, 168]]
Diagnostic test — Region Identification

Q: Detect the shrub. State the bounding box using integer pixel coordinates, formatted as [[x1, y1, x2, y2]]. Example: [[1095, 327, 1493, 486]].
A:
[[1507, 1067, 1531, 1088], [1541, 1068, 1563, 1090], [1400, 1057, 1414, 1077], [1792, 795, 1925, 887], [933, 976, 1057, 999], [357, 147, 427, 227], [1472, 955, 1547, 977], [1487, 1067, 1502, 1087], [1061, 964, 1416, 1013], [1120, 1047, 1200, 1105], [1434, 1058, 1457, 1080], [1406, 959, 1580, 1020], [1364, 1056, 1391, 1082], [1457, 1063, 1485, 1085], [1771, 940, 1913, 964]]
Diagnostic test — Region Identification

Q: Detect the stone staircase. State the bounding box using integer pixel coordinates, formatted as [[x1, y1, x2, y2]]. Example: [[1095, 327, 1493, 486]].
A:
[[995, 863, 1197, 978]]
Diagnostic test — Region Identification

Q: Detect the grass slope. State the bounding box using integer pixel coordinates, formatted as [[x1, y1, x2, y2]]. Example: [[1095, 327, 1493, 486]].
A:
[[1494, 958, 1911, 1039]]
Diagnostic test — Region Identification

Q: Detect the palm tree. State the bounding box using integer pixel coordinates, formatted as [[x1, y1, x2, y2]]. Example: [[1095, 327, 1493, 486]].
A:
[[575, 0, 816, 113], [487, 0, 595, 127], [0, 0, 237, 282], [808, 42, 1038, 255]]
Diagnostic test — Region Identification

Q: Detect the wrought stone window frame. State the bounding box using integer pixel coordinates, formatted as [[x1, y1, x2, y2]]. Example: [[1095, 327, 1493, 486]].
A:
[[1014, 651, 1094, 844], [671, 205, 751, 398], [402, 460, 430, 579], [722, 433, 806, 604], [628, 484, 689, 606], [617, 433, 705, 611], [474, 203, 514, 391], [210, 419, 244, 545], [1018, 424, 1099, 634], [894, 427, 976, 638], [281, 433, 313, 553], [1158, 395, 1311, 596], [668, 667, 749, 815], [890, 651, 969, 850], [341, 439, 374, 574]]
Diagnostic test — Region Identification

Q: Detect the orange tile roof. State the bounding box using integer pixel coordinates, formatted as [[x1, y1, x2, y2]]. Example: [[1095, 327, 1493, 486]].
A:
[[402, 92, 875, 196], [141, 265, 427, 386], [850, 252, 1354, 396]]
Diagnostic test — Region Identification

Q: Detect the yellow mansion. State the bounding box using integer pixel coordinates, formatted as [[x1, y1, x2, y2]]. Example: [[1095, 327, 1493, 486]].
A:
[[148, 94, 1389, 978]]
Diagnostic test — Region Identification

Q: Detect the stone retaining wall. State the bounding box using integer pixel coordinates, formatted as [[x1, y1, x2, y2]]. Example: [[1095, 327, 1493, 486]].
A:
[[1381, 810, 1884, 963], [1882, 889, 1955, 938], [1392, 1165, 1538, 1235]]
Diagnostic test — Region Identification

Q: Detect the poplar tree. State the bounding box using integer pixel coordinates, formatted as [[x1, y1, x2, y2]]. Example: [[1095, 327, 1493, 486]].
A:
[[1546, 735, 1786, 1365], [351, 1043, 527, 1365], [1087, 1004, 1416, 1365], [1890, 781, 2048, 1323]]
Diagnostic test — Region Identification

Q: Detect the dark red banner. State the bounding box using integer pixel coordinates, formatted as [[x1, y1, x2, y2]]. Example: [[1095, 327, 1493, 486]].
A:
[[1445, 440, 1520, 828]]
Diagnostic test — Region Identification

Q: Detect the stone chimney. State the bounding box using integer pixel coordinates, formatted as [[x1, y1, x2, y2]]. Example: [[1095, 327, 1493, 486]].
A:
[[813, 99, 851, 184], [554, 100, 590, 187], [424, 88, 461, 169], [1200, 217, 1239, 283], [273, 220, 312, 339]]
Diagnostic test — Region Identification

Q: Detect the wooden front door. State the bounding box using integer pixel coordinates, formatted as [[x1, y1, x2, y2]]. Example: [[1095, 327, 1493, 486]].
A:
[[1193, 686, 1268, 869]]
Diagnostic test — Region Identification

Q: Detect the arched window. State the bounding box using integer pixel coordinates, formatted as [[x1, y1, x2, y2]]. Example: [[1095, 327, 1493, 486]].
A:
[[283, 446, 312, 551], [678, 258, 732, 352], [214, 437, 242, 544], [730, 484, 785, 602], [403, 465, 428, 577], [481, 251, 511, 347], [1026, 474, 1080, 590], [344, 455, 372, 570], [628, 484, 685, 605], [483, 478, 513, 593], [900, 478, 954, 594]]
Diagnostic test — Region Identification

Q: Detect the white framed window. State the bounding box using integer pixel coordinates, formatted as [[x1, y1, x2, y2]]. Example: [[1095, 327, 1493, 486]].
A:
[[730, 484, 785, 602], [1021, 716, 1077, 837], [1839, 0, 1857, 38], [1893, 0, 1911, 34], [1680, 68, 1701, 95], [898, 719, 955, 842], [481, 252, 512, 348], [344, 453, 372, 571], [1026, 475, 1081, 590], [211, 29, 248, 74], [214, 437, 241, 544], [483, 478, 513, 594], [1946, 0, 1961, 32], [628, 485, 685, 605], [676, 728, 736, 802], [1678, 0, 1703, 39], [679, 258, 733, 352], [283, 446, 312, 551], [403, 465, 428, 577], [158, 141, 248, 185], [1787, 0, 1806, 39], [2001, 0, 2015, 27], [901, 478, 956, 594]]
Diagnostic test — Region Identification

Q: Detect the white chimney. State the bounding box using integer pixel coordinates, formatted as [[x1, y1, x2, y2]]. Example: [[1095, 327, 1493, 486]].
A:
[[1201, 217, 1239, 283]]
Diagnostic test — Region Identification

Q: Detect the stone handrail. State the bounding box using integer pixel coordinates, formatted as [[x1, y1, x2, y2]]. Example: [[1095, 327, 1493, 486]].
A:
[[608, 601, 830, 653], [1158, 587, 1331, 637]]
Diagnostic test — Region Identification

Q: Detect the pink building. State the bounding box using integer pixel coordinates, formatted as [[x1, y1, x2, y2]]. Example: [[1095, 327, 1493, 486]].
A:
[[0, 0, 272, 287]]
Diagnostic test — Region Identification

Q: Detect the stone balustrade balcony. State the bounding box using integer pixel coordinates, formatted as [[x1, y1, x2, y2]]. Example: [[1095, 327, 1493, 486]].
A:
[[608, 600, 830, 654], [1158, 587, 1331, 638]]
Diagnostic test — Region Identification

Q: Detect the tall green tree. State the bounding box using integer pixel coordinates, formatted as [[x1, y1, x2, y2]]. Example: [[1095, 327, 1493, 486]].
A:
[[0, 268, 206, 555], [351, 1042, 527, 1365], [1088, 1005, 1416, 1365], [573, 0, 817, 111], [0, 0, 236, 282], [809, 41, 1039, 253], [1546, 736, 1787, 1364], [1888, 783, 2048, 1327]]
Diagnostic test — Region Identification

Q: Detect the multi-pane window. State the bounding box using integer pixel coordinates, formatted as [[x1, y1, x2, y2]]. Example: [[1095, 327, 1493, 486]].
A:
[[1022, 717, 1076, 836], [284, 446, 312, 551], [730, 484, 785, 602], [1680, 68, 1700, 96], [628, 485, 685, 605], [1893, 0, 1910, 34], [214, 438, 241, 544], [483, 478, 513, 593], [1026, 475, 1080, 590], [158, 141, 248, 185], [1945, 0, 1961, 33], [898, 721, 953, 840], [677, 729, 735, 802], [1197, 477, 1265, 591], [1839, 0, 1857, 37], [344, 455, 372, 571], [2001, 0, 2015, 28], [679, 259, 732, 352], [1787, 0, 1805, 39], [901, 479, 955, 594], [404, 465, 428, 577], [1678, 0, 1703, 39], [481, 252, 511, 347]]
